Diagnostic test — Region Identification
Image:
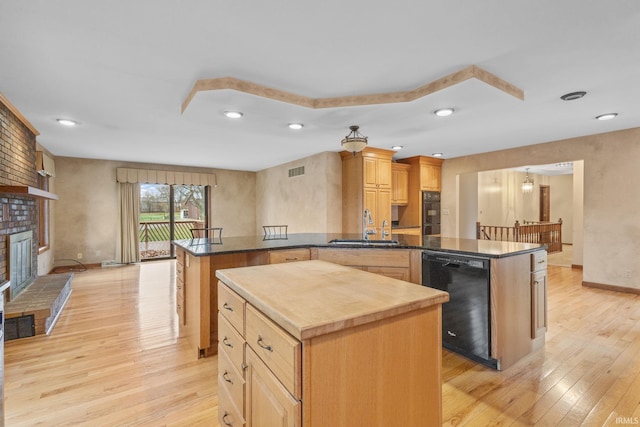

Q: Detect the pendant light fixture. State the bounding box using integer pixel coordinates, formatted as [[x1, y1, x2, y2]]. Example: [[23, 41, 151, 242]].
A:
[[341, 125, 368, 154], [522, 168, 534, 193]]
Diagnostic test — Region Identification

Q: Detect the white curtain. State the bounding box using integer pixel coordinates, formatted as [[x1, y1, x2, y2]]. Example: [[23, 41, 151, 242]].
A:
[[117, 182, 140, 264]]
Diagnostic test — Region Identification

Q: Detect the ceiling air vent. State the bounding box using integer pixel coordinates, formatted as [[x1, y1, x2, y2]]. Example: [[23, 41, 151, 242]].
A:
[[288, 166, 305, 178]]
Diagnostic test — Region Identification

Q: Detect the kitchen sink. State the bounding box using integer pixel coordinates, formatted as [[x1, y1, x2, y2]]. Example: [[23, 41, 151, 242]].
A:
[[328, 239, 399, 246]]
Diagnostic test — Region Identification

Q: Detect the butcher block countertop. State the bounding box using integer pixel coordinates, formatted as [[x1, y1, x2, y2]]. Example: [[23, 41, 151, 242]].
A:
[[215, 259, 449, 341]]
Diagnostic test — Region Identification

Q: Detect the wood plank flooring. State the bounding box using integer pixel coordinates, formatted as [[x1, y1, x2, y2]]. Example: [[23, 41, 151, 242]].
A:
[[4, 261, 640, 426]]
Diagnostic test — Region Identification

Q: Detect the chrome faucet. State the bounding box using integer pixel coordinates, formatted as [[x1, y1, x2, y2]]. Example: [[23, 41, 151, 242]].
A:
[[363, 209, 376, 240], [381, 219, 389, 240]]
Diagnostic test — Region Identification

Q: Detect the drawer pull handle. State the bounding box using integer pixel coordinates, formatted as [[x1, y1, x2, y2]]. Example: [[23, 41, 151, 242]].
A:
[[222, 337, 233, 348], [537, 260, 545, 264], [285, 257, 298, 261], [257, 335, 273, 352], [222, 412, 233, 426], [241, 363, 248, 371], [223, 302, 233, 312], [222, 370, 233, 384]]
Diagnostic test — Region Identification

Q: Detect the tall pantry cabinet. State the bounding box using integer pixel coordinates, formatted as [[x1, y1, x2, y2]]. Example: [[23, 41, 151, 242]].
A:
[[341, 148, 394, 240]]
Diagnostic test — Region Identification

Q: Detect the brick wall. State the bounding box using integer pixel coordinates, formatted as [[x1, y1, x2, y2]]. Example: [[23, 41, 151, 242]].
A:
[[0, 99, 39, 286]]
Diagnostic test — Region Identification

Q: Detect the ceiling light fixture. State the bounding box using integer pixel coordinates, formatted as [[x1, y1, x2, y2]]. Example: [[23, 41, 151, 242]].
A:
[[434, 108, 455, 117], [432, 153, 443, 157], [223, 111, 243, 119], [522, 168, 534, 194], [288, 123, 304, 130], [596, 113, 618, 120], [56, 118, 79, 127], [560, 91, 587, 101], [391, 145, 403, 151], [341, 125, 368, 154]]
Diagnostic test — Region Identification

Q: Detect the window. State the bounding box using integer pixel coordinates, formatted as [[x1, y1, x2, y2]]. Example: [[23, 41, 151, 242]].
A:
[[139, 184, 209, 260], [38, 173, 50, 253]]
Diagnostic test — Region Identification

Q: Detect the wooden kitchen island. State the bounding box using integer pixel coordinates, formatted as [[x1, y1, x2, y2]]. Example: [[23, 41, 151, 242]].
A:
[[215, 260, 449, 427]]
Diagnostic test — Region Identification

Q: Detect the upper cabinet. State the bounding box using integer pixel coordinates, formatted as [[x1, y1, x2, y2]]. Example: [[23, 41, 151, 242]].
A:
[[391, 163, 410, 205], [420, 161, 442, 192], [341, 148, 395, 239], [363, 156, 392, 189], [396, 156, 444, 227]]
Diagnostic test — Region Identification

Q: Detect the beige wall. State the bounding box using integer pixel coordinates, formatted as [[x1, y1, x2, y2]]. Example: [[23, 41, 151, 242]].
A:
[[441, 127, 640, 291], [54, 157, 256, 267], [256, 151, 342, 235], [549, 173, 574, 244]]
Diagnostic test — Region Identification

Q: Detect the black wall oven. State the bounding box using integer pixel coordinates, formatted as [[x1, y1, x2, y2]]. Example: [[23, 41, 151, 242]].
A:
[[422, 191, 440, 235], [422, 251, 498, 369]]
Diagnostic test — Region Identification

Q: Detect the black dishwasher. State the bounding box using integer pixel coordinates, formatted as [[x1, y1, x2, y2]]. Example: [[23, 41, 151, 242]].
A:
[[422, 251, 498, 369]]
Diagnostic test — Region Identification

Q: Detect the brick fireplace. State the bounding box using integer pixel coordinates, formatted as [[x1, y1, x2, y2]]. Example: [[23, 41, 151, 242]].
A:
[[0, 95, 40, 301]]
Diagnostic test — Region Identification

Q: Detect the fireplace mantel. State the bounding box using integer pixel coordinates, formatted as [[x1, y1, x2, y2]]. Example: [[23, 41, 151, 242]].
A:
[[0, 185, 58, 200]]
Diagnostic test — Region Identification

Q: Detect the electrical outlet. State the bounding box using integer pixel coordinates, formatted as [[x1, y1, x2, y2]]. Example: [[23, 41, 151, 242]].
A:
[[442, 209, 450, 215], [77, 252, 83, 260]]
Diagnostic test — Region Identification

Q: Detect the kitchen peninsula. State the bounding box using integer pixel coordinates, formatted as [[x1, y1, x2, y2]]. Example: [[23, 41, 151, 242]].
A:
[[173, 234, 546, 370]]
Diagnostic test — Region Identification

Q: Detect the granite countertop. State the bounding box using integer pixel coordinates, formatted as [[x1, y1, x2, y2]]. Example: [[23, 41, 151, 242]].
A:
[[173, 233, 544, 258], [216, 260, 449, 340]]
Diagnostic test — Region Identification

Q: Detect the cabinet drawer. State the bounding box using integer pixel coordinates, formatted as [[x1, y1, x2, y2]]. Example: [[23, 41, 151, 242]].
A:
[[219, 344, 246, 413], [218, 383, 245, 427], [177, 292, 185, 325], [531, 251, 547, 271], [245, 305, 301, 399], [176, 262, 184, 279], [176, 249, 185, 266], [218, 315, 246, 374], [268, 249, 311, 264], [219, 283, 246, 335], [176, 277, 184, 297]]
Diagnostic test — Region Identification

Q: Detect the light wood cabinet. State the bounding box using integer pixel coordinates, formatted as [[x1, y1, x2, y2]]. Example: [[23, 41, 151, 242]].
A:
[[313, 247, 413, 282], [175, 249, 186, 326], [219, 284, 302, 427], [363, 156, 391, 189], [397, 156, 444, 227], [531, 251, 548, 339], [341, 148, 395, 240], [216, 260, 447, 427], [391, 162, 410, 205], [490, 249, 547, 370], [420, 163, 442, 192], [268, 248, 310, 264], [245, 348, 301, 427], [180, 250, 268, 358]]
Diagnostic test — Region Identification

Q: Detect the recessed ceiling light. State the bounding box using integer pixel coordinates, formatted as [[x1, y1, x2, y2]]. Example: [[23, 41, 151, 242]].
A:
[[223, 111, 243, 119], [596, 113, 618, 120], [56, 118, 79, 127], [391, 145, 403, 151], [288, 123, 304, 130], [434, 108, 455, 117], [432, 153, 443, 157], [560, 91, 587, 101]]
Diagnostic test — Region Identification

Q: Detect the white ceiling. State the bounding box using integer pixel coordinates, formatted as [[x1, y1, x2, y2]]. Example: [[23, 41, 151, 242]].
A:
[[1, 1, 639, 172]]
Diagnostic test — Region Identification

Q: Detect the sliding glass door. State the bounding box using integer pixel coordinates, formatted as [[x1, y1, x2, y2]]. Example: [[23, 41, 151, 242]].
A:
[[139, 184, 208, 260]]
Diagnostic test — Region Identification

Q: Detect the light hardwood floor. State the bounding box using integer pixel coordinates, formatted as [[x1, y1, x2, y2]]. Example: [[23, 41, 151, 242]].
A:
[[4, 261, 640, 426]]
